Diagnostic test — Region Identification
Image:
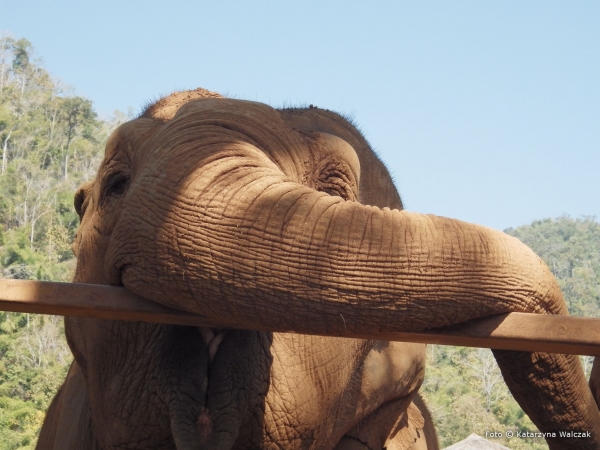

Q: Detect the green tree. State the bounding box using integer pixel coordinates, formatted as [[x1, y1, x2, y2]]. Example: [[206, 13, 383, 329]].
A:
[[0, 34, 126, 448], [59, 96, 96, 180]]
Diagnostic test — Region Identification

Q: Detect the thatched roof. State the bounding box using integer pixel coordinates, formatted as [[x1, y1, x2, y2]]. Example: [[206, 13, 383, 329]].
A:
[[443, 434, 510, 449]]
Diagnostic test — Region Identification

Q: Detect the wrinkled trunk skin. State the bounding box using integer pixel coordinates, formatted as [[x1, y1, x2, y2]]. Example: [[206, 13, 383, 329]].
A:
[[494, 350, 598, 450]]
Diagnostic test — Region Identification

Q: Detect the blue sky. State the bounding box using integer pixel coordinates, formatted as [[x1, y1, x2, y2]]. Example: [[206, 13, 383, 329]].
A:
[[4, 1, 599, 230]]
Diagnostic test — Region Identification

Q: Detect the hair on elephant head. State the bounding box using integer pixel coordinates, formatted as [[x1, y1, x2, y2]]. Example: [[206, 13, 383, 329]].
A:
[[38, 88, 599, 450]]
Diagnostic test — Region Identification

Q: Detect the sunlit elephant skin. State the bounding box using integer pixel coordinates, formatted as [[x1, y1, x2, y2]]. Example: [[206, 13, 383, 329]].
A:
[[38, 88, 599, 449]]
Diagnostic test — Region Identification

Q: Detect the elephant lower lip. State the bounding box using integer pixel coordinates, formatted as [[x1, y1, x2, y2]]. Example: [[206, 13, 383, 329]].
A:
[[197, 407, 213, 444]]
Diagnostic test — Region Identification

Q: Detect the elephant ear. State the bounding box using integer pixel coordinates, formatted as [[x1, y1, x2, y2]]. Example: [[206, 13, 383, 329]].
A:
[[278, 107, 403, 210], [141, 88, 223, 121]]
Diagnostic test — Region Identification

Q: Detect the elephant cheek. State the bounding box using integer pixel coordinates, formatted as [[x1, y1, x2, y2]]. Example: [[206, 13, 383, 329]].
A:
[[64, 317, 90, 375], [104, 209, 167, 290]]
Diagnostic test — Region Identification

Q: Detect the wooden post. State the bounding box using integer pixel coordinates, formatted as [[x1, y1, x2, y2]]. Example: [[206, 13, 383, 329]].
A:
[[0, 279, 599, 356]]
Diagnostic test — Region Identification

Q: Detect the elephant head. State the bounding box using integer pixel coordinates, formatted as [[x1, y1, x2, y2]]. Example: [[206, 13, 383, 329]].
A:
[[48, 88, 598, 449]]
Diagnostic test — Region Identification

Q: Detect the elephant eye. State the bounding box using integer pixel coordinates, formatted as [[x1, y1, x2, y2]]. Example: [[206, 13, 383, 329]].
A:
[[105, 172, 130, 197], [319, 182, 352, 200], [316, 161, 357, 202]]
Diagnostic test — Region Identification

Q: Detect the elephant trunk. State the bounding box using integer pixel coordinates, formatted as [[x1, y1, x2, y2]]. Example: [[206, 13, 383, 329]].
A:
[[107, 124, 600, 447], [111, 138, 569, 333]]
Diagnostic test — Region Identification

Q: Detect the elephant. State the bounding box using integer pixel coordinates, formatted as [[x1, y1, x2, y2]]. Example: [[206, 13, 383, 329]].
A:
[[37, 88, 600, 450]]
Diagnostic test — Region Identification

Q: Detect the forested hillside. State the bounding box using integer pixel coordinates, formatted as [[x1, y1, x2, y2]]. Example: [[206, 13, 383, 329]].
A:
[[0, 35, 598, 449], [0, 34, 126, 448]]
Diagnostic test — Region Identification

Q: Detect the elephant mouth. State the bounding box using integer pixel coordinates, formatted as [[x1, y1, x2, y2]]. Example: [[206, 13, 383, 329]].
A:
[[199, 327, 228, 365], [111, 265, 268, 448], [115, 265, 229, 366], [115, 260, 232, 367]]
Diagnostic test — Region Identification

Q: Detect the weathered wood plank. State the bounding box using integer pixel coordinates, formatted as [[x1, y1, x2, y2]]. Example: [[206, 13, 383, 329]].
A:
[[0, 279, 599, 355], [0, 279, 226, 327]]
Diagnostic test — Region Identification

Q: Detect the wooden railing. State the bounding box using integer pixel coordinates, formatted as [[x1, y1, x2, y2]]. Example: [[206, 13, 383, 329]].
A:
[[1, 278, 599, 356]]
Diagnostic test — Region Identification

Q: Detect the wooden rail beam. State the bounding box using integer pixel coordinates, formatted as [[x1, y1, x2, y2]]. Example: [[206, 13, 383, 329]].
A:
[[1, 279, 599, 356]]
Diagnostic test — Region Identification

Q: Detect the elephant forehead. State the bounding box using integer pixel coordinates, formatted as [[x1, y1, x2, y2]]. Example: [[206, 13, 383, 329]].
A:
[[141, 87, 223, 121], [138, 99, 317, 179], [171, 97, 288, 131], [105, 94, 362, 189], [103, 118, 163, 166]]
